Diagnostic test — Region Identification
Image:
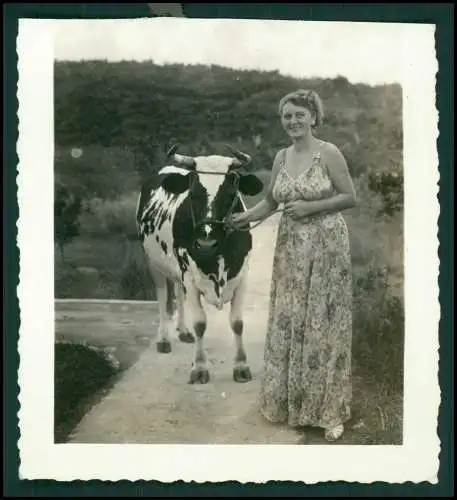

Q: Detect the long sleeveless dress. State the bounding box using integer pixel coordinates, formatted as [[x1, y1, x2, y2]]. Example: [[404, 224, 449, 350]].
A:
[[259, 142, 353, 430]]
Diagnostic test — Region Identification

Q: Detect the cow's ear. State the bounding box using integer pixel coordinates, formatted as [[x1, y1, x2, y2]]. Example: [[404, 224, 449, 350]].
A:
[[237, 174, 264, 196], [161, 173, 190, 194]]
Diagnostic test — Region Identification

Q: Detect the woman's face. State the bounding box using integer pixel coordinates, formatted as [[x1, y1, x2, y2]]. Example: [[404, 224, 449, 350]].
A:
[[280, 101, 315, 139]]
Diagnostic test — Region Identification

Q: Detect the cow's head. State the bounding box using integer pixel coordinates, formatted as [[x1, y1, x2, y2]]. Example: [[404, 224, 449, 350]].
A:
[[160, 144, 264, 255]]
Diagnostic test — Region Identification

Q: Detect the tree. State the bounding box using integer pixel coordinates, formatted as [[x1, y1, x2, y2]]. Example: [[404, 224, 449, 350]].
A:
[[54, 184, 82, 260]]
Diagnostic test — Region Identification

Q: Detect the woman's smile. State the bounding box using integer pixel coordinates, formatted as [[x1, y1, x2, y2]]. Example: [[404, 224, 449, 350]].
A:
[[287, 125, 306, 134]]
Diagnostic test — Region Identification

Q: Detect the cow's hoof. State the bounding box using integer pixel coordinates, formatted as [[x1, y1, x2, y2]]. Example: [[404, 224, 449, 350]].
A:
[[189, 367, 210, 384], [178, 330, 195, 343], [156, 340, 172, 353], [233, 366, 252, 383]]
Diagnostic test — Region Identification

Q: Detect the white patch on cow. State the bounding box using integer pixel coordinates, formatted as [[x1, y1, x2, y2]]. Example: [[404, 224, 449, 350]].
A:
[[229, 257, 250, 325], [143, 235, 179, 282], [193, 155, 234, 219], [183, 274, 205, 322], [184, 255, 217, 308], [223, 250, 251, 304], [185, 250, 251, 311], [159, 165, 192, 176], [135, 191, 143, 234], [218, 255, 226, 280], [140, 168, 191, 283]]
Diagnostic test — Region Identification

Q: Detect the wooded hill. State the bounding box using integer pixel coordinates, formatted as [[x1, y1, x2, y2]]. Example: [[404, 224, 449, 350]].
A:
[[54, 60, 403, 200]]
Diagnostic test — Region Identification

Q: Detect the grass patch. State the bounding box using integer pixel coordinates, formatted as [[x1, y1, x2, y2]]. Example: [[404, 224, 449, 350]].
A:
[[54, 341, 123, 443], [352, 264, 404, 396], [348, 378, 404, 445], [299, 376, 403, 445]]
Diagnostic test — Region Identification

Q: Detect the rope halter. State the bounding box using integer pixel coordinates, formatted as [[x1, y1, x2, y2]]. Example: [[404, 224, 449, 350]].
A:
[[166, 144, 254, 255]]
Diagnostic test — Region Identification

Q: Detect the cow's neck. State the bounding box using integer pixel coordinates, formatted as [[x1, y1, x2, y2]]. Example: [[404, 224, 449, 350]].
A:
[[184, 229, 252, 282]]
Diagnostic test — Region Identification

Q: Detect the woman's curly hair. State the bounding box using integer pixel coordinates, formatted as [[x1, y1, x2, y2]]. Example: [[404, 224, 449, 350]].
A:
[[278, 89, 324, 129]]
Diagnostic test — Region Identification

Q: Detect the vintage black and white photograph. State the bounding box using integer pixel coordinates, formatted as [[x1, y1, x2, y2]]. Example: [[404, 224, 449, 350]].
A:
[[17, 16, 440, 483]]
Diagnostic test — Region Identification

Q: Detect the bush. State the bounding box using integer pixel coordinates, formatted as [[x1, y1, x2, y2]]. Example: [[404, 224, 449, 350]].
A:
[[346, 174, 404, 274], [54, 342, 120, 442], [352, 262, 405, 395], [79, 193, 139, 238], [368, 170, 404, 218], [107, 239, 157, 301], [54, 183, 83, 259], [55, 263, 84, 298], [54, 237, 157, 300]]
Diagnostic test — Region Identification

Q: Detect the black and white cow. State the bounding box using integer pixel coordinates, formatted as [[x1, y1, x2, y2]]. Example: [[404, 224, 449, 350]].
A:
[[136, 145, 264, 384]]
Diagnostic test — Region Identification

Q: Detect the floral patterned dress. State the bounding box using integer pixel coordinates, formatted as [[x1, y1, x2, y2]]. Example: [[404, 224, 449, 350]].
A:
[[259, 143, 353, 430]]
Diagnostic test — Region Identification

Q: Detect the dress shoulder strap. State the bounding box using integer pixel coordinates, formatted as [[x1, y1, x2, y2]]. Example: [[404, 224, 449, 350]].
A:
[[278, 147, 287, 168], [312, 140, 325, 164], [313, 140, 332, 179]]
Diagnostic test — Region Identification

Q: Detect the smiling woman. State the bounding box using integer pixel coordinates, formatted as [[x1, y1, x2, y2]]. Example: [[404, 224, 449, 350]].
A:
[[229, 88, 357, 442]]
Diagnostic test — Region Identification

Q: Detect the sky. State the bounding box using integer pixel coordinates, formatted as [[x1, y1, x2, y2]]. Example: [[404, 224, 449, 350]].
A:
[[53, 18, 410, 86]]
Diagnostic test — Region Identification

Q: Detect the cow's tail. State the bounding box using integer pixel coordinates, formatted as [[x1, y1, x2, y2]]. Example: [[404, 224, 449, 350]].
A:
[[166, 278, 176, 315]]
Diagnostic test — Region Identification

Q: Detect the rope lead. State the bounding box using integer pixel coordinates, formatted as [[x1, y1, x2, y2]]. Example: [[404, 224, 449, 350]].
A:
[[224, 207, 285, 233]]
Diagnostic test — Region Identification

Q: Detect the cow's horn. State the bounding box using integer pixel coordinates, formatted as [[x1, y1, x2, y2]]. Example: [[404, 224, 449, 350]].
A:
[[225, 144, 252, 166], [167, 144, 196, 169], [166, 143, 180, 157]]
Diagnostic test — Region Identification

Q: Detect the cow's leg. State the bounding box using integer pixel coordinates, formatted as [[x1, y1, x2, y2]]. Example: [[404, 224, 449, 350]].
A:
[[166, 278, 175, 316], [151, 268, 174, 353], [229, 272, 252, 383], [176, 283, 195, 344], [186, 285, 209, 384]]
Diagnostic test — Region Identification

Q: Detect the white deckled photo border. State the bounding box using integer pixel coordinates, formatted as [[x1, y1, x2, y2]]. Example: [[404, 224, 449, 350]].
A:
[[17, 18, 441, 483]]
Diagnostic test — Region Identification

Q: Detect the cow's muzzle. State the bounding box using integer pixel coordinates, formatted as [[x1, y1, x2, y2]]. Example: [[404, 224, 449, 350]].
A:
[[193, 219, 225, 256], [193, 236, 220, 257], [194, 237, 219, 252]]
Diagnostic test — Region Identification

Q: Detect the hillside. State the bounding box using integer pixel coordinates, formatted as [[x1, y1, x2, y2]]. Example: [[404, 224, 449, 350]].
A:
[[54, 60, 403, 200]]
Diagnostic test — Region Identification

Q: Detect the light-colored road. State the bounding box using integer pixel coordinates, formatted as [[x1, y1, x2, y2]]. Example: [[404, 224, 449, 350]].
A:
[[61, 214, 307, 444]]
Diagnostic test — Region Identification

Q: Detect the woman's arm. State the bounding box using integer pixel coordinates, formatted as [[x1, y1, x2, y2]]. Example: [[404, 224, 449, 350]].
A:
[[231, 149, 284, 226], [285, 143, 357, 219], [312, 144, 357, 213]]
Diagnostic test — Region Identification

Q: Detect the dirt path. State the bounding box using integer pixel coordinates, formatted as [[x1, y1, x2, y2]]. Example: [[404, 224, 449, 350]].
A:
[[61, 214, 299, 444], [57, 214, 399, 445]]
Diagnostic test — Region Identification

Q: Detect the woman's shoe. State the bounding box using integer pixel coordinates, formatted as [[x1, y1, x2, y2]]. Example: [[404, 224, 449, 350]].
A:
[[324, 424, 344, 442]]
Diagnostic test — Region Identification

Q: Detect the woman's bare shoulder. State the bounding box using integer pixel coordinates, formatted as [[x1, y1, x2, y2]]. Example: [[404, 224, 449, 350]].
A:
[[318, 140, 348, 165], [264, 147, 287, 197], [270, 147, 288, 172], [274, 146, 289, 161], [318, 139, 342, 155]]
